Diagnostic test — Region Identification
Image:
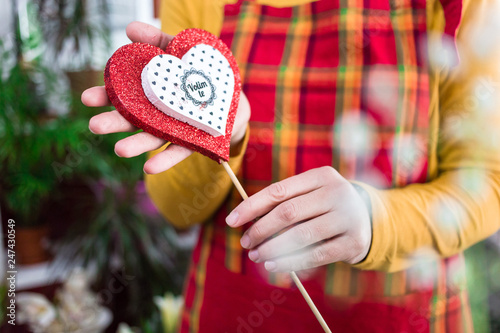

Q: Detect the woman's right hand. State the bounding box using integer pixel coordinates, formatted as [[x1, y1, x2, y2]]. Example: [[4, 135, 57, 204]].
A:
[[82, 21, 250, 174]]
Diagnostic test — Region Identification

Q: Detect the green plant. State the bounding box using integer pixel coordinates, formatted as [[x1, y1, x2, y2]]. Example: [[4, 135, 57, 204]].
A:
[[0, 0, 117, 226], [0, 2, 79, 226], [0, 37, 77, 226]]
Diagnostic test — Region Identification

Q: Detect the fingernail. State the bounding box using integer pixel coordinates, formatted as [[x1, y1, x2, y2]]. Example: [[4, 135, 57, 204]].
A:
[[248, 249, 260, 262], [143, 167, 149, 175], [88, 117, 97, 134], [265, 261, 277, 272], [226, 211, 239, 226], [240, 234, 251, 248]]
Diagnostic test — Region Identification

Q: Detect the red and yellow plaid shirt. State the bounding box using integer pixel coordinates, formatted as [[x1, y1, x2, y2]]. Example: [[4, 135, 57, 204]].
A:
[[146, 0, 500, 331]]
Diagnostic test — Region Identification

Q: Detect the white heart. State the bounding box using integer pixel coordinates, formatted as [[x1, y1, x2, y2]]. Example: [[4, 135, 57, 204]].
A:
[[141, 44, 235, 137]]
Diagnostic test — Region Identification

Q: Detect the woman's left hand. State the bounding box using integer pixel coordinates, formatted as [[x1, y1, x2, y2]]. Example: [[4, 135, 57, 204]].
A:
[[225, 166, 372, 272]]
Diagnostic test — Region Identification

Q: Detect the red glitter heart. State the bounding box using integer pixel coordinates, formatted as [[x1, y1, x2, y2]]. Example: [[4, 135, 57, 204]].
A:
[[104, 29, 241, 162]]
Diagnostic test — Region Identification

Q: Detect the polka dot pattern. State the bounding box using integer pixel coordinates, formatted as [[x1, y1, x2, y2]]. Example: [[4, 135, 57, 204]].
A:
[[141, 44, 235, 137]]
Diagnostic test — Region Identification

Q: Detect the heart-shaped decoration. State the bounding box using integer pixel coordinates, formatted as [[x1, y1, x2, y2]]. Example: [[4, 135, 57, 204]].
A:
[[104, 29, 241, 162]]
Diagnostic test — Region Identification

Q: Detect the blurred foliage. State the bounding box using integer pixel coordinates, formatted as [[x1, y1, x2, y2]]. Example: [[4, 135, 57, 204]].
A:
[[0, 41, 64, 225], [465, 241, 500, 332], [0, 38, 141, 225]]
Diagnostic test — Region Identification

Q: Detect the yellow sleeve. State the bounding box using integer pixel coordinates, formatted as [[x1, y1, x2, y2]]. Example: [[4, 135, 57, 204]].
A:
[[160, 0, 232, 36], [146, 0, 246, 229], [354, 0, 500, 272], [160, 0, 317, 36], [159, 0, 319, 37]]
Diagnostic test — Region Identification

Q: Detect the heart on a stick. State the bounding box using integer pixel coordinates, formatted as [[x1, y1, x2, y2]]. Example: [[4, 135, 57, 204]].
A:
[[104, 29, 241, 162]]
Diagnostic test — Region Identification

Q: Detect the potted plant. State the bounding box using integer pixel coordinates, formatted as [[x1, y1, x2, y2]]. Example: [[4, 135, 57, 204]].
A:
[[0, 41, 91, 263]]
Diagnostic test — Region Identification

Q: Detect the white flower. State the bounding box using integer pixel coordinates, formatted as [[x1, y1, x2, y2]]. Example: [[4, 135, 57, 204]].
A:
[[154, 293, 184, 333], [17, 292, 56, 329], [116, 322, 136, 333], [17, 267, 112, 333]]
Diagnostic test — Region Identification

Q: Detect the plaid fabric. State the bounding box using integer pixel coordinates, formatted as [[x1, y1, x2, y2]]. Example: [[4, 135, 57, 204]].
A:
[[180, 1, 473, 332]]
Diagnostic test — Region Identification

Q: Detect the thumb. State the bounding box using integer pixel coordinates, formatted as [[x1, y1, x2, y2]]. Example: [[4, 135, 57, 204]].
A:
[[126, 21, 174, 49]]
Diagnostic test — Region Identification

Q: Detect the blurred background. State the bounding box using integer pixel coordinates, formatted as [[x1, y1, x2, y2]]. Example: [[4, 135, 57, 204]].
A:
[[0, 0, 195, 332], [0, 0, 499, 332]]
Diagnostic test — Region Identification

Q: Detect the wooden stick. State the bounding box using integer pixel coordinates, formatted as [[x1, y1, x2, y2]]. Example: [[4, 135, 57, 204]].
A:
[[221, 161, 332, 333], [222, 161, 249, 200], [289, 271, 331, 332]]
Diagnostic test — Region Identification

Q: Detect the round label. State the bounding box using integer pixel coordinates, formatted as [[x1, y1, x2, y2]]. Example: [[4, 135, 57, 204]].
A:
[[181, 69, 216, 107]]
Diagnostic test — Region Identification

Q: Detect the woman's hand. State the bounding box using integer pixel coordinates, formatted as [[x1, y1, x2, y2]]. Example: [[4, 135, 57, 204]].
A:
[[225, 167, 372, 272], [82, 21, 250, 174]]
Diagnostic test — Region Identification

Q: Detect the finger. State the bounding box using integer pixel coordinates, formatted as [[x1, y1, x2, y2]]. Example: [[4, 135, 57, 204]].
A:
[[114, 132, 167, 158], [240, 187, 334, 249], [126, 21, 173, 49], [89, 111, 138, 134], [82, 86, 111, 107], [143, 144, 193, 174], [227, 167, 340, 227], [263, 236, 350, 273], [247, 212, 346, 263], [230, 92, 250, 146]]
